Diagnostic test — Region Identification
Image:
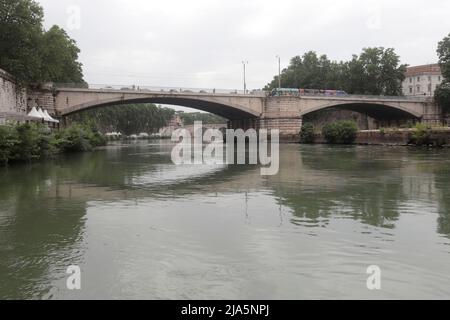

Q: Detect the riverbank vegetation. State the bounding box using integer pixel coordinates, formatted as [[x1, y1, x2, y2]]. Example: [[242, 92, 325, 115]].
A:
[[300, 123, 315, 143], [67, 106, 227, 135], [265, 48, 406, 96], [0, 123, 106, 166], [408, 124, 447, 147], [179, 112, 226, 125], [0, 0, 85, 85], [66, 104, 175, 135], [299, 121, 358, 145], [322, 121, 358, 144]]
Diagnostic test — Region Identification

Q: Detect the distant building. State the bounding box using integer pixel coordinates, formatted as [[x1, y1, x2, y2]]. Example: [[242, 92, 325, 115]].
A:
[[402, 64, 443, 97], [158, 112, 185, 137], [168, 112, 184, 128]]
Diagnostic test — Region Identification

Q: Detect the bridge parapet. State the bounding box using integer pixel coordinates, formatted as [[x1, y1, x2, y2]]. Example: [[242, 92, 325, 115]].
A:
[[52, 83, 266, 97]]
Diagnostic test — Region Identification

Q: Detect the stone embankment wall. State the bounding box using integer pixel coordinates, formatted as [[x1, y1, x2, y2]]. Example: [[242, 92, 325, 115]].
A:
[[0, 68, 27, 122], [313, 128, 450, 146]]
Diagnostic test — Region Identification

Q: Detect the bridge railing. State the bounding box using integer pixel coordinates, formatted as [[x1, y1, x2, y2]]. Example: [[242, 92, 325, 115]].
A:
[[323, 94, 431, 101], [51, 83, 430, 101], [52, 83, 266, 96], [268, 91, 431, 101]]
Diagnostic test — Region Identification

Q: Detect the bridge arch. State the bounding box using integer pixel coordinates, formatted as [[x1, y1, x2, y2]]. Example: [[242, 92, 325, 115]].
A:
[[299, 100, 423, 119], [58, 94, 262, 120]]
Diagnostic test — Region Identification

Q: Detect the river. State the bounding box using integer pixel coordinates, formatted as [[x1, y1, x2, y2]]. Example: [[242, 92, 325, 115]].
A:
[[1, 141, 450, 299]]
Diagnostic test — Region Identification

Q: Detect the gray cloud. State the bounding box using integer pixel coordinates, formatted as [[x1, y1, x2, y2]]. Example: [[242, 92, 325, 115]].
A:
[[38, 0, 450, 91]]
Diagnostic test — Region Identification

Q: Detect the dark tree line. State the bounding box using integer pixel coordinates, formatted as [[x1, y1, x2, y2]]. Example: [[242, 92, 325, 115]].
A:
[[265, 48, 407, 96], [435, 33, 450, 113], [179, 112, 226, 125], [0, 0, 84, 84], [67, 104, 175, 135]]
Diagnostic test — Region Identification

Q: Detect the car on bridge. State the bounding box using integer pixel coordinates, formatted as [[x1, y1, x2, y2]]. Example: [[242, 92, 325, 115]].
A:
[[270, 88, 348, 97]]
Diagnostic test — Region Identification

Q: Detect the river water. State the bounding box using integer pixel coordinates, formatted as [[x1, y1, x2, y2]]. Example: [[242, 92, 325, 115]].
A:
[[1, 141, 450, 299]]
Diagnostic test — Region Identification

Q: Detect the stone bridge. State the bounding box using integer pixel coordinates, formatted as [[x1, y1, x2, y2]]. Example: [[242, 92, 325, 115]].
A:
[[31, 86, 439, 139]]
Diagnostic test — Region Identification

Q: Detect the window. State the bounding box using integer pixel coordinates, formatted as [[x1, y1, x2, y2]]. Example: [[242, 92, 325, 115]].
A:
[[409, 87, 413, 93], [438, 76, 441, 81], [428, 76, 431, 81], [428, 84, 432, 92], [417, 77, 420, 82], [410, 78, 412, 83], [417, 85, 421, 93]]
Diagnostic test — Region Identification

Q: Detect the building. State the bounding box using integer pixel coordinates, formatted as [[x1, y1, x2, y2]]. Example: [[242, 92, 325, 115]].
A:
[[168, 111, 184, 128], [158, 111, 185, 137], [402, 64, 443, 97]]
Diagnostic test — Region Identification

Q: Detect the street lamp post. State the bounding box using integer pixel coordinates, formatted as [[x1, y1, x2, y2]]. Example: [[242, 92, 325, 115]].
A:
[[276, 55, 281, 89], [242, 60, 248, 94]]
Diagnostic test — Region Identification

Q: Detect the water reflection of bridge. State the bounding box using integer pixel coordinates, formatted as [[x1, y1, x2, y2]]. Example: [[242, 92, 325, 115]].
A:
[[32, 144, 446, 232], [2, 143, 450, 299]]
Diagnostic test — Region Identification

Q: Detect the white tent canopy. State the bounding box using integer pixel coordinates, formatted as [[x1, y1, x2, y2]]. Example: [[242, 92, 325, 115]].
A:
[[43, 110, 59, 123], [27, 107, 44, 119], [27, 107, 59, 123], [37, 108, 46, 119]]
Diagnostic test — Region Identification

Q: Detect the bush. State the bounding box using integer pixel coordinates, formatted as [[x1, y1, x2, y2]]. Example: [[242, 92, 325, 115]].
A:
[[300, 123, 315, 143], [56, 125, 93, 152], [56, 124, 107, 153], [409, 123, 446, 147], [0, 125, 19, 165], [322, 120, 358, 144], [0, 123, 107, 166]]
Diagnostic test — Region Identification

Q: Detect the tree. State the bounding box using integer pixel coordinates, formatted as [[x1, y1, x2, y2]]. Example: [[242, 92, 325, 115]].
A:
[[179, 112, 226, 125], [265, 48, 406, 96], [0, 0, 44, 83], [0, 0, 85, 85], [265, 51, 343, 91], [437, 34, 450, 80], [435, 33, 450, 114], [66, 104, 176, 135], [40, 26, 85, 84]]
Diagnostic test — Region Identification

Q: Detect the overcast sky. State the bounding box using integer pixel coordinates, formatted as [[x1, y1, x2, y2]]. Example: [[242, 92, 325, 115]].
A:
[[37, 0, 450, 91]]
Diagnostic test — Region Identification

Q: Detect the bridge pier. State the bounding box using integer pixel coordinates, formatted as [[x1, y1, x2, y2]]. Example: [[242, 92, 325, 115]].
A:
[[228, 117, 303, 142]]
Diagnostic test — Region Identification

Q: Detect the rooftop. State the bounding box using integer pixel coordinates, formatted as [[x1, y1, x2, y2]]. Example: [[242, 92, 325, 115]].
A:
[[405, 64, 442, 77]]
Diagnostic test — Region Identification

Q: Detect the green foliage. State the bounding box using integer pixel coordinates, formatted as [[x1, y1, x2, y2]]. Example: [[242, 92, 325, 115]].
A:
[[0, 0, 44, 83], [435, 34, 450, 113], [40, 25, 85, 84], [0, 125, 19, 165], [56, 124, 106, 153], [434, 82, 450, 113], [0, 0, 84, 84], [322, 121, 358, 144], [56, 125, 92, 152], [409, 123, 446, 147], [11, 123, 42, 161], [66, 104, 175, 135], [410, 123, 431, 146], [437, 33, 450, 80], [265, 48, 406, 96], [300, 123, 315, 143], [0, 123, 106, 166], [0, 123, 57, 163], [179, 112, 226, 125]]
